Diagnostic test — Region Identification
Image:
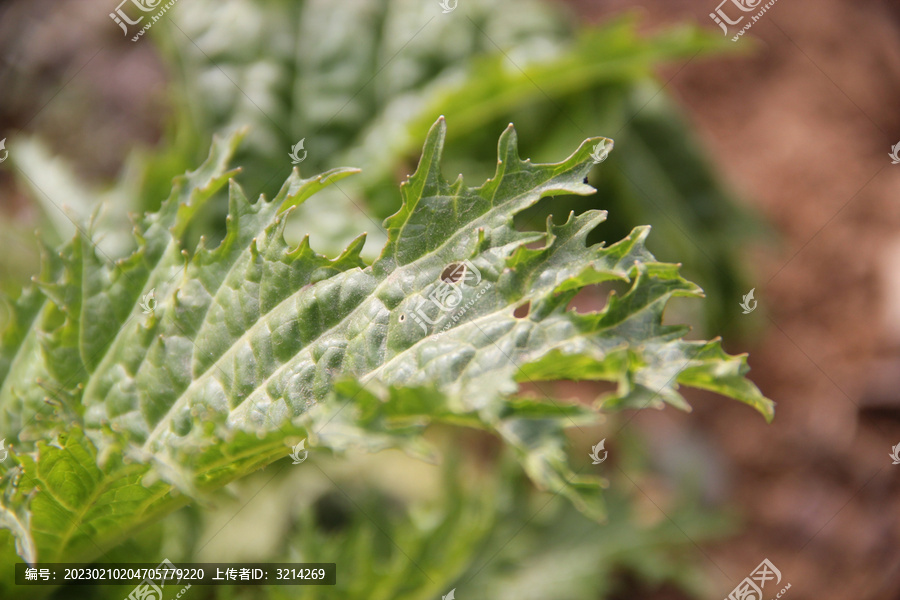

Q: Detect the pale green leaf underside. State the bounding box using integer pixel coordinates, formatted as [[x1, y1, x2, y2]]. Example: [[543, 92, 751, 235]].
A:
[[0, 118, 772, 572]]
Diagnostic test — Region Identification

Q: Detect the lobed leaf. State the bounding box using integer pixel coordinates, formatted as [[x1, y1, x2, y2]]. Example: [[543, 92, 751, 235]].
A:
[[0, 119, 771, 580]]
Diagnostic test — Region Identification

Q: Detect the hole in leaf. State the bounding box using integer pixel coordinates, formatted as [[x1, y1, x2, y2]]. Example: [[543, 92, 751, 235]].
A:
[[441, 262, 465, 284], [567, 280, 631, 314], [514, 302, 531, 319]]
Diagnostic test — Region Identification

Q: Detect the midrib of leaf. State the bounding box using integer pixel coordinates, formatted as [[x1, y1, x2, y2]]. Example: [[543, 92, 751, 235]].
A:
[[90, 165, 363, 442], [35, 432, 290, 563], [47, 464, 150, 563], [193, 437, 289, 482], [362, 220, 604, 383], [135, 225, 363, 451], [363, 310, 540, 386], [139, 269, 364, 449], [60, 492, 186, 565]]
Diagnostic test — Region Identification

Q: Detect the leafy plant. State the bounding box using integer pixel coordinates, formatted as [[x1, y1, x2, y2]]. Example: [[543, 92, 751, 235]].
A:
[[44, 447, 735, 600], [154, 0, 765, 334], [0, 118, 771, 596], [7, 0, 764, 334], [216, 453, 733, 600]]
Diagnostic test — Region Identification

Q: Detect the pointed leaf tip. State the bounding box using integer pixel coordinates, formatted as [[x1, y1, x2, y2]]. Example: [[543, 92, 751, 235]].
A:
[[277, 166, 361, 214]]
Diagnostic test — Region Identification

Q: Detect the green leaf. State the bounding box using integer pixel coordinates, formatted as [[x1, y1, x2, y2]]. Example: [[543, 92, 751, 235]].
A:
[[0, 119, 771, 579], [252, 448, 729, 600]]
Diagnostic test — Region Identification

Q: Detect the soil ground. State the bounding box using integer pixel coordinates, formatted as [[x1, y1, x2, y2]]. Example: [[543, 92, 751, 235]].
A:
[[569, 0, 900, 598]]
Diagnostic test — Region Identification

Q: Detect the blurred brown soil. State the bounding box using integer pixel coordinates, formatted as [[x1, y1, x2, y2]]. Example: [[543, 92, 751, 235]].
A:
[[566, 0, 900, 598]]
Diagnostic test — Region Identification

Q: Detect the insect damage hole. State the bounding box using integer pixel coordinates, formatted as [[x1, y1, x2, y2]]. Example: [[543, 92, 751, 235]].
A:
[[514, 302, 531, 319], [441, 262, 466, 284]]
